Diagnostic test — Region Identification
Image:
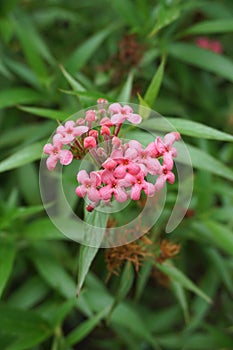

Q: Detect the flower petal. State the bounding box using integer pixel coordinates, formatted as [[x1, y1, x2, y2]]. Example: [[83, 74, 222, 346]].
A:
[[114, 187, 128, 202], [46, 156, 58, 171], [77, 170, 89, 184], [127, 113, 142, 124], [59, 150, 73, 165]]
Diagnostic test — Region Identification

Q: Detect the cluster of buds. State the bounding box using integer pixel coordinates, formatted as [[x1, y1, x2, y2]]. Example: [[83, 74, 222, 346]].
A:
[[195, 37, 223, 54], [43, 100, 180, 211]]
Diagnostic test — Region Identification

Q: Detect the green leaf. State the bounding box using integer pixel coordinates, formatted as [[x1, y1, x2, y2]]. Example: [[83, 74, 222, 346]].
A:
[[60, 65, 86, 92], [182, 19, 233, 36], [177, 143, 233, 181], [203, 221, 233, 256], [0, 141, 44, 173], [18, 105, 69, 121], [0, 88, 44, 109], [157, 262, 212, 303], [24, 218, 65, 240], [8, 276, 49, 309], [0, 304, 52, 350], [169, 43, 233, 83], [135, 260, 153, 301], [149, 6, 180, 36], [141, 117, 233, 141], [144, 56, 165, 107], [66, 307, 110, 346], [66, 26, 116, 73], [171, 280, 190, 324], [0, 242, 16, 298], [31, 248, 76, 299], [77, 210, 109, 295], [12, 16, 49, 80], [111, 0, 139, 28], [118, 72, 133, 103]]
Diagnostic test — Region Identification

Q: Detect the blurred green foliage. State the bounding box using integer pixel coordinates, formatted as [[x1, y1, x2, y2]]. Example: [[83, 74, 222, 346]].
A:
[[0, 0, 233, 349]]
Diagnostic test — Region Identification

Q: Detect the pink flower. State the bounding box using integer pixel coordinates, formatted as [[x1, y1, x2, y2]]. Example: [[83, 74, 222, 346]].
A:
[[125, 172, 155, 200], [99, 170, 131, 203], [56, 121, 88, 144], [75, 170, 101, 202], [84, 136, 97, 149], [126, 140, 161, 175], [100, 117, 113, 127], [155, 132, 180, 169], [154, 164, 175, 192], [109, 103, 142, 125], [195, 37, 223, 54], [43, 135, 73, 171], [85, 110, 97, 122]]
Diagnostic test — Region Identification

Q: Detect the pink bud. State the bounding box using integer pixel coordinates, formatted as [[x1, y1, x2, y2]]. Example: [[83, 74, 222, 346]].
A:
[[101, 125, 110, 136], [84, 136, 97, 148], [89, 130, 98, 139], [76, 118, 85, 125], [85, 110, 97, 122], [97, 98, 108, 104], [100, 117, 113, 127]]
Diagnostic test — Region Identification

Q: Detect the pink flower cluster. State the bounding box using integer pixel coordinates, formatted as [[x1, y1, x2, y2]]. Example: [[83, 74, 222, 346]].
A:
[[43, 100, 180, 211], [195, 37, 223, 54]]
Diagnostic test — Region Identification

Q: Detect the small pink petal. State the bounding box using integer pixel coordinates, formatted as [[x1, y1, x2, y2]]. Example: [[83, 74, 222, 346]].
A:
[[111, 113, 125, 125], [144, 182, 155, 197], [90, 171, 102, 186], [46, 156, 58, 171], [154, 175, 166, 192], [131, 184, 141, 200], [163, 153, 174, 170], [109, 103, 122, 114], [73, 126, 88, 137], [166, 172, 175, 184], [114, 187, 128, 202], [59, 150, 73, 165], [77, 170, 89, 184], [127, 113, 142, 124], [43, 143, 53, 154], [76, 185, 87, 198], [87, 188, 100, 202], [114, 165, 126, 178], [99, 185, 112, 200]]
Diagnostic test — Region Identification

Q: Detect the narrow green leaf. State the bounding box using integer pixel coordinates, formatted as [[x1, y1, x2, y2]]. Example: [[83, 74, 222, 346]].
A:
[[0, 304, 52, 350], [204, 221, 233, 256], [24, 218, 65, 240], [118, 72, 133, 103], [77, 211, 109, 295], [169, 43, 233, 83], [60, 65, 86, 92], [141, 117, 233, 141], [0, 88, 44, 109], [182, 19, 233, 36], [144, 56, 165, 107], [149, 6, 180, 36], [0, 141, 44, 173], [67, 307, 110, 346], [135, 260, 153, 301], [31, 249, 76, 299], [8, 276, 49, 309], [0, 242, 16, 298], [177, 143, 233, 181], [18, 105, 69, 121], [111, 0, 139, 28], [171, 280, 190, 323], [66, 26, 116, 73], [12, 16, 48, 80], [157, 263, 212, 303]]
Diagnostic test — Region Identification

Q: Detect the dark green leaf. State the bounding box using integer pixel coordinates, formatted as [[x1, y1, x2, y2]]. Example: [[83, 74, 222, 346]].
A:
[[169, 43, 233, 83], [0, 242, 16, 298]]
